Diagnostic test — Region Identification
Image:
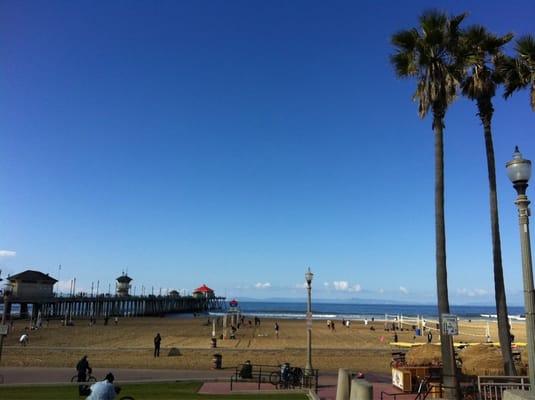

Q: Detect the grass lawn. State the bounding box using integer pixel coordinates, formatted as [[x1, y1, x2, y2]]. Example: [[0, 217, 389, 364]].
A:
[[0, 381, 308, 399]]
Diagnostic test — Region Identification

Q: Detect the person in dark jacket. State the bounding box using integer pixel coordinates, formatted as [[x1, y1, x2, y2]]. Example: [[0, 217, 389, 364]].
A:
[[76, 355, 92, 382], [154, 333, 162, 357]]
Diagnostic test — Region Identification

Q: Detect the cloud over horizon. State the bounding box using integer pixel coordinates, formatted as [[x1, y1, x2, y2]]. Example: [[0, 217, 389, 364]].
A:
[[0, 250, 16, 257], [457, 288, 488, 297], [332, 281, 362, 292]]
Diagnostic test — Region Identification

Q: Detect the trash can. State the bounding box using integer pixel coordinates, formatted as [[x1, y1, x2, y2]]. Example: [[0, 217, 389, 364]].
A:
[[211, 338, 217, 348], [415, 328, 421, 336], [212, 353, 222, 369]]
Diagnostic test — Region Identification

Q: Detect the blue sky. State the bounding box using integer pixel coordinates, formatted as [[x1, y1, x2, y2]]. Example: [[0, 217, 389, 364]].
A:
[[1, 0, 534, 304]]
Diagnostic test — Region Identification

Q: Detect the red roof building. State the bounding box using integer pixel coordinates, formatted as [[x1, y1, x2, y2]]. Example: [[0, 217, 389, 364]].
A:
[[193, 284, 214, 298]]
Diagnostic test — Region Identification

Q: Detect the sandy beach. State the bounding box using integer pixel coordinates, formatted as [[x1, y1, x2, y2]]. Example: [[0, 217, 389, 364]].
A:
[[0, 315, 527, 374]]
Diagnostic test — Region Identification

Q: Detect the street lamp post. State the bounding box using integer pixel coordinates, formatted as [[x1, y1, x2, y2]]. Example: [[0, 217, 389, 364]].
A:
[[305, 268, 314, 377], [506, 146, 535, 392]]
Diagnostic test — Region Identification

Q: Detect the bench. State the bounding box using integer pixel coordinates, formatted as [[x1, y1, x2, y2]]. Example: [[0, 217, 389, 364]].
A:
[[230, 363, 279, 391]]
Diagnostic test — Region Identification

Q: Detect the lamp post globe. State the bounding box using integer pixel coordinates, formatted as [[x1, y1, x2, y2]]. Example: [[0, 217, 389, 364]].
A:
[[305, 268, 313, 286], [506, 146, 535, 392], [305, 267, 314, 379]]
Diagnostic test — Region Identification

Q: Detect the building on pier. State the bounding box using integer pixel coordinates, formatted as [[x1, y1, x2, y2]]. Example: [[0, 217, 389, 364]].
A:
[[7, 270, 57, 299], [193, 284, 214, 299], [116, 273, 132, 297]]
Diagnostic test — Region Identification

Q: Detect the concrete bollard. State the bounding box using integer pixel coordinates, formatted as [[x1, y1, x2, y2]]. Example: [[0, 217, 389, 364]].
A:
[[350, 378, 373, 400], [335, 368, 351, 400]]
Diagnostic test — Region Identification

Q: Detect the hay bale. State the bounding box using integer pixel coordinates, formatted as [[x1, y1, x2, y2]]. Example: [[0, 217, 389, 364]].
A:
[[168, 347, 181, 356], [460, 344, 503, 376], [406, 344, 441, 366]]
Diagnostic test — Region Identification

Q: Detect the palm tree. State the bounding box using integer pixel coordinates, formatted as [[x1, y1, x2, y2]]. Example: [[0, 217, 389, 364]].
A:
[[459, 26, 517, 375], [391, 11, 465, 399], [497, 35, 535, 110]]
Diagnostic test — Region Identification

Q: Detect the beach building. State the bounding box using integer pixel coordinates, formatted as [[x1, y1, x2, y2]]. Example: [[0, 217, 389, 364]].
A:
[[4, 270, 57, 319], [116, 273, 132, 297], [193, 284, 215, 299], [169, 290, 180, 298], [7, 270, 57, 300]]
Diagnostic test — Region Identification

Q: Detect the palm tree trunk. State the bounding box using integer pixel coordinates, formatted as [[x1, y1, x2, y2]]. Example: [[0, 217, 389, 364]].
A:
[[479, 99, 517, 375], [434, 113, 459, 400]]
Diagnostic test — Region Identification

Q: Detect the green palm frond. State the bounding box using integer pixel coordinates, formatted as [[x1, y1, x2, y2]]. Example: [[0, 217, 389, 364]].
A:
[[499, 35, 535, 110], [390, 10, 467, 123]]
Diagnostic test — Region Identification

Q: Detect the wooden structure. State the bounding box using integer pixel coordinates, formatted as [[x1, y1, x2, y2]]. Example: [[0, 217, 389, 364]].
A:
[[3, 293, 225, 321], [2, 270, 225, 321]]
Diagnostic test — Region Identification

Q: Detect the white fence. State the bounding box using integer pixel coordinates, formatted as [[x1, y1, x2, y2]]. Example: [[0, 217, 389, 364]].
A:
[[478, 376, 529, 400]]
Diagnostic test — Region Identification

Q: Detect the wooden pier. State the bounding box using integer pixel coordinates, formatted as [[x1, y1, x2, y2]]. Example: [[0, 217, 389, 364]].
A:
[[3, 294, 225, 321]]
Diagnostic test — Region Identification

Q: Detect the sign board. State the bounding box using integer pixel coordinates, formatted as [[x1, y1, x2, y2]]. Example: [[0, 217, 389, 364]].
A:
[[392, 368, 411, 392], [441, 314, 458, 335], [0, 324, 8, 335]]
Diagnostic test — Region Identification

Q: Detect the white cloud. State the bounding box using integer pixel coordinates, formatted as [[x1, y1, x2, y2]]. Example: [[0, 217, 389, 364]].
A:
[[254, 282, 271, 289], [352, 284, 362, 292], [333, 281, 349, 291], [332, 281, 362, 292], [399, 286, 409, 295], [323, 282, 330, 287], [457, 288, 488, 297], [0, 250, 16, 257], [295, 282, 307, 289], [378, 288, 385, 294]]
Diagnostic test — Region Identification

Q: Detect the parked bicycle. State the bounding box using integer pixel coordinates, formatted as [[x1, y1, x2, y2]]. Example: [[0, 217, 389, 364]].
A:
[[269, 364, 303, 389]]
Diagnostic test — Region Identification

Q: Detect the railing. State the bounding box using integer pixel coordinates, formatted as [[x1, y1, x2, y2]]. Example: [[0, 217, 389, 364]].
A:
[[478, 376, 529, 400], [230, 363, 318, 392]]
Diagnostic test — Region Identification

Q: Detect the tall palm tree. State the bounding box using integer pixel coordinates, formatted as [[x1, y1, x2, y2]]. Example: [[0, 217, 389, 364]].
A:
[[459, 26, 516, 376], [391, 11, 465, 399], [497, 35, 535, 110]]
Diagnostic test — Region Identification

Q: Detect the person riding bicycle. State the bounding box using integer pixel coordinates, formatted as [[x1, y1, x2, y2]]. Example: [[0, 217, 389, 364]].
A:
[[86, 372, 118, 400], [76, 355, 92, 382]]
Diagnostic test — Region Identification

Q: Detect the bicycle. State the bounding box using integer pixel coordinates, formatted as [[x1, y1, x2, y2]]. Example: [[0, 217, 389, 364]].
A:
[[71, 374, 97, 383]]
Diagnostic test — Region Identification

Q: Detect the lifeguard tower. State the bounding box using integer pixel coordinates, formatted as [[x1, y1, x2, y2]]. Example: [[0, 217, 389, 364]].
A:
[[116, 273, 132, 297]]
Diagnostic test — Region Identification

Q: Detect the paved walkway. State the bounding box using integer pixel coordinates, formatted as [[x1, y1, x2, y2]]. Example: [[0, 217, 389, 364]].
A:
[[0, 367, 231, 385]]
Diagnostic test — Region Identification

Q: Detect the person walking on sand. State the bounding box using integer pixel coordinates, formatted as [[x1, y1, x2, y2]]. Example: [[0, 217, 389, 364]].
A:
[[427, 330, 433, 343], [274, 322, 279, 338], [154, 333, 162, 357]]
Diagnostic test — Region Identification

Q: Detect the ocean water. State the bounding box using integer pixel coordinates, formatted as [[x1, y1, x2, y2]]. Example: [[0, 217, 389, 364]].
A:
[[208, 301, 526, 321], [1, 301, 526, 321]]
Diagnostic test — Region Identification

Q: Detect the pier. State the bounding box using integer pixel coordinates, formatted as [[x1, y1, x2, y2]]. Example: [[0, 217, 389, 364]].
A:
[[3, 294, 225, 321]]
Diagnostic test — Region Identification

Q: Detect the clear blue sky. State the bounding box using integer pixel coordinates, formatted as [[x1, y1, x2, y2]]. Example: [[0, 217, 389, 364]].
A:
[[1, 0, 534, 304]]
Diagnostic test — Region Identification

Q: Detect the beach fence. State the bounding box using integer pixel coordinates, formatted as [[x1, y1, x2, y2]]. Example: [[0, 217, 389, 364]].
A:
[[384, 314, 431, 332]]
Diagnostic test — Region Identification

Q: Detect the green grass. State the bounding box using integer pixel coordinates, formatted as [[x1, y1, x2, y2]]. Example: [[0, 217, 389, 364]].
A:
[[0, 381, 308, 399]]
